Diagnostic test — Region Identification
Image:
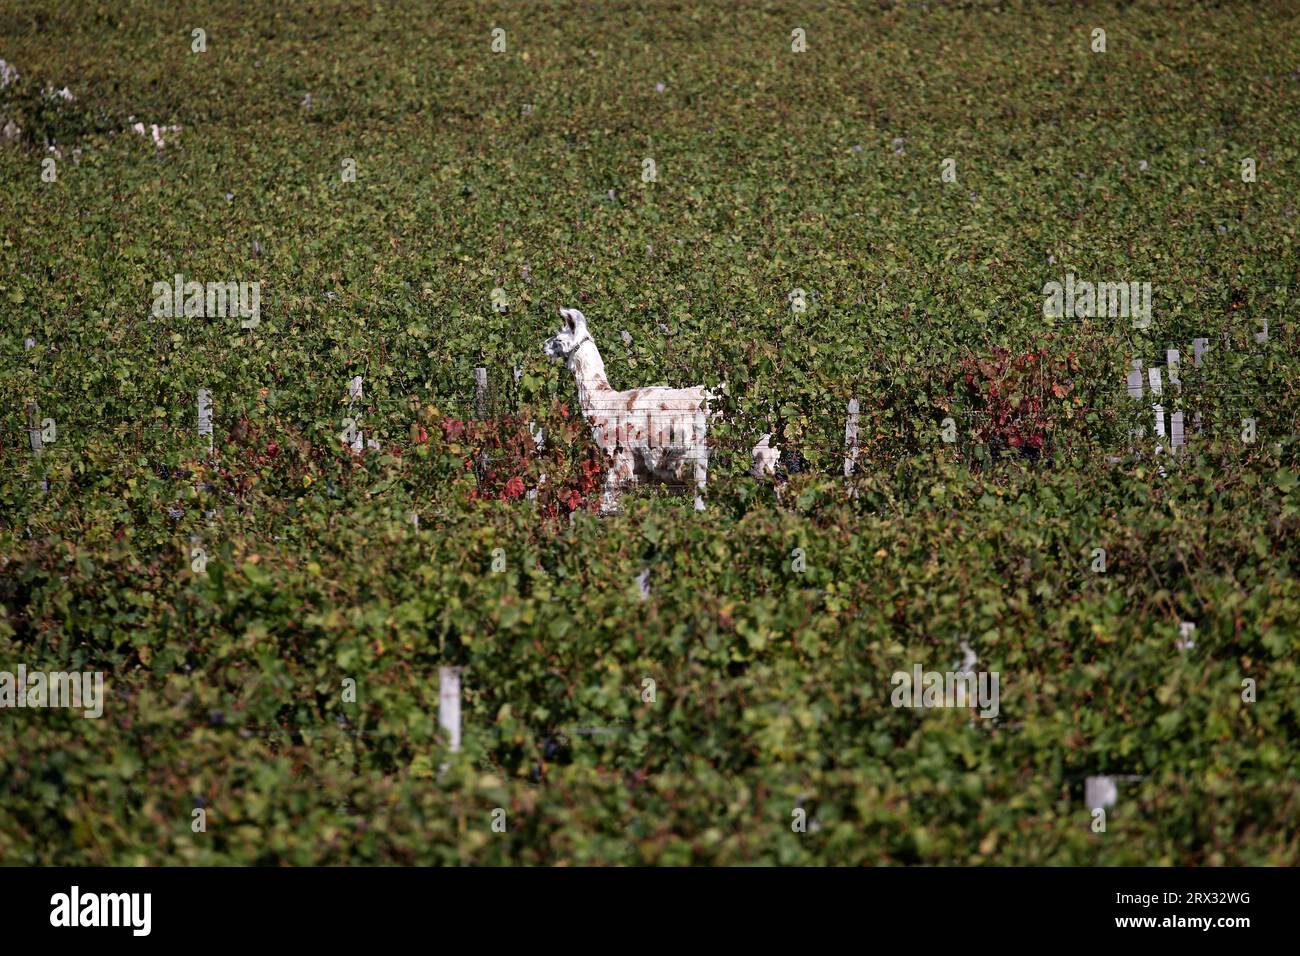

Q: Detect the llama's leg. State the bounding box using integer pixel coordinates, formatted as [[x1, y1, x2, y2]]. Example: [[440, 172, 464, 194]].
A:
[[600, 465, 621, 514], [601, 449, 633, 515]]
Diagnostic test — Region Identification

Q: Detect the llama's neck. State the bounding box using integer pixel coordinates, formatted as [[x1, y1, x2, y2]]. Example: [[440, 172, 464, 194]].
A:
[[569, 338, 612, 412]]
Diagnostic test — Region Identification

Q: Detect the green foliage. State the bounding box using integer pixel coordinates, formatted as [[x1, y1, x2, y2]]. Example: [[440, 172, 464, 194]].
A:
[[1, 0, 1298, 865]]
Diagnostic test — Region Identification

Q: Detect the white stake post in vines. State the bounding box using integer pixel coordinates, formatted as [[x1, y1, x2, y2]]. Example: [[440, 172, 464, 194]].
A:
[[474, 367, 489, 419], [348, 375, 364, 453], [439, 666, 462, 755], [1127, 343, 1201, 464], [514, 365, 546, 501], [844, 398, 860, 496], [473, 367, 489, 484], [27, 401, 48, 494], [197, 388, 214, 458], [1148, 367, 1167, 475]]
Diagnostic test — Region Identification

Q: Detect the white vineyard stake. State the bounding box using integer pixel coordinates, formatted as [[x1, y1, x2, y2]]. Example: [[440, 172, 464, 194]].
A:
[[1152, 405, 1167, 476], [1085, 776, 1118, 813], [1126, 359, 1144, 399], [472, 367, 490, 485], [1193, 338, 1209, 367], [347, 376, 364, 453], [1125, 360, 1144, 457], [196, 388, 214, 457], [1149, 367, 1167, 473], [1086, 774, 1142, 813], [844, 397, 860, 496], [1165, 349, 1180, 388], [1165, 350, 1185, 453], [473, 367, 489, 420], [27, 401, 47, 494], [26, 402, 42, 454], [439, 666, 462, 755]]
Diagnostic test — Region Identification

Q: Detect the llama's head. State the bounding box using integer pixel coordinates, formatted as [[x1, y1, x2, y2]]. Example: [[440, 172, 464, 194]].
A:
[[543, 308, 592, 362]]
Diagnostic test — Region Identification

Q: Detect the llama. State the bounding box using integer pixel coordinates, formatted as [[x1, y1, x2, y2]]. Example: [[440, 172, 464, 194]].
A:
[[543, 308, 719, 512]]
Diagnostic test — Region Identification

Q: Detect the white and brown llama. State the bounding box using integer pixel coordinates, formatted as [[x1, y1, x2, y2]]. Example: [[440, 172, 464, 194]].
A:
[[543, 308, 721, 512]]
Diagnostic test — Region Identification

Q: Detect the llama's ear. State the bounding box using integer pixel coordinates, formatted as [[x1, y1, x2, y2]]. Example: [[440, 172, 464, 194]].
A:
[[561, 308, 576, 331], [563, 308, 587, 330]]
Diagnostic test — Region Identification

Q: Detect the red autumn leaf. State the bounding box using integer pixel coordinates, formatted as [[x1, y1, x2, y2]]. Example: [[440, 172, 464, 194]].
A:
[[503, 476, 526, 499]]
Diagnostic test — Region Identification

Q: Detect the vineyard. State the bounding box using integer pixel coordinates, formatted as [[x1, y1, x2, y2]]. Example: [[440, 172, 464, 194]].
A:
[[1, 0, 1298, 865]]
